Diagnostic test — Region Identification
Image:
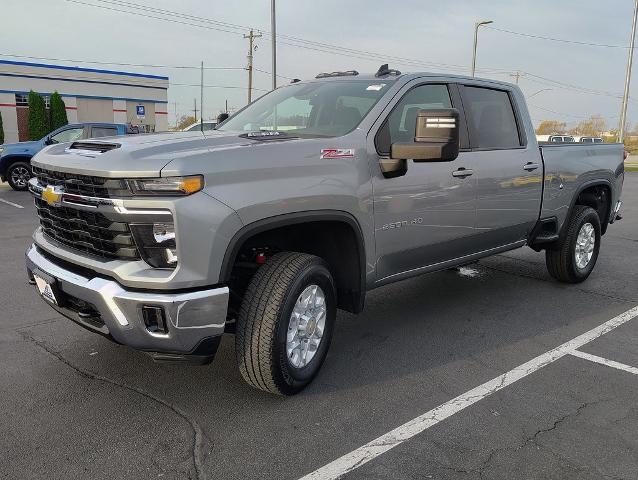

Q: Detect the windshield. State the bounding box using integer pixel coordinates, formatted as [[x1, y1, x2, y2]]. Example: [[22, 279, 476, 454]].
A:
[[218, 80, 391, 138]]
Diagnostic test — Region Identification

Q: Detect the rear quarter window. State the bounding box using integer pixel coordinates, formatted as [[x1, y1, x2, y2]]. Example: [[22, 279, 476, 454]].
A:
[[463, 86, 521, 149], [91, 127, 118, 138]]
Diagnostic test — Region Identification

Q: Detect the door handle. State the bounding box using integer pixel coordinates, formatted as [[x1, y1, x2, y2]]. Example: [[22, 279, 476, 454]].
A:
[[523, 162, 540, 172], [452, 168, 474, 178]]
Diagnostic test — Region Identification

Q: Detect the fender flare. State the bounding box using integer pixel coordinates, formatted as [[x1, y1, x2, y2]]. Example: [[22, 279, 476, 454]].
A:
[[219, 210, 367, 312], [563, 179, 613, 236]]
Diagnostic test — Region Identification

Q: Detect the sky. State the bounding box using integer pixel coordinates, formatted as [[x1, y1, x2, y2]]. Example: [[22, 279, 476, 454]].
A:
[[2, 0, 637, 130]]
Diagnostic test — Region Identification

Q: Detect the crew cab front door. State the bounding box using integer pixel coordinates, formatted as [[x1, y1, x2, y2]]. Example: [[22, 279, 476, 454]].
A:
[[369, 82, 478, 283]]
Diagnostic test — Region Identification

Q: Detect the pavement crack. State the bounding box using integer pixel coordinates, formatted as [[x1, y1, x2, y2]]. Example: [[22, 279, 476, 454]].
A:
[[475, 401, 597, 478], [18, 330, 208, 480]]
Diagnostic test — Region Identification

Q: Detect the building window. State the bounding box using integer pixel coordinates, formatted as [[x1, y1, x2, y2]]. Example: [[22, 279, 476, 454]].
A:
[[14, 93, 50, 108], [15, 94, 28, 106]]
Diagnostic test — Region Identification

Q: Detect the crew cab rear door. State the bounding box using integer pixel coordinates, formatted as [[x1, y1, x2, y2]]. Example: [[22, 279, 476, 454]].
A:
[[459, 84, 542, 247], [369, 81, 478, 282]]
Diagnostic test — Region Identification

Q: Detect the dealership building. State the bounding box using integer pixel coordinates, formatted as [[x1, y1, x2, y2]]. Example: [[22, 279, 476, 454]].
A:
[[0, 59, 169, 143]]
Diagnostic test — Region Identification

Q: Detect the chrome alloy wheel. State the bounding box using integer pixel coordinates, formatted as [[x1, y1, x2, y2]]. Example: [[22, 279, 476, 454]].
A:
[[575, 222, 596, 269], [10, 166, 31, 188], [286, 284, 326, 368]]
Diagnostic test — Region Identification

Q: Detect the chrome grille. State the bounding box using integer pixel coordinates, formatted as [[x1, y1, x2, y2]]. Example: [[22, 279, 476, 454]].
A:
[[32, 167, 129, 198], [34, 198, 140, 260]]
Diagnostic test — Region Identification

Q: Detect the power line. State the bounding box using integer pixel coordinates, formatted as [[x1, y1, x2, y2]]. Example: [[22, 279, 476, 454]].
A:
[[170, 82, 268, 92], [0, 52, 245, 71], [486, 26, 630, 49], [68, 0, 513, 75]]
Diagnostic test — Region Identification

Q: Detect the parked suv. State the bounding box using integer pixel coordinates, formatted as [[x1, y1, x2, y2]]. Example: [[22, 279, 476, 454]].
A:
[[0, 122, 131, 190], [25, 67, 624, 395]]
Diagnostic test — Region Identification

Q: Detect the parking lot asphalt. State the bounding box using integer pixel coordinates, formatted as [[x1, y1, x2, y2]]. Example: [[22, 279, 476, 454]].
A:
[[1, 174, 637, 480]]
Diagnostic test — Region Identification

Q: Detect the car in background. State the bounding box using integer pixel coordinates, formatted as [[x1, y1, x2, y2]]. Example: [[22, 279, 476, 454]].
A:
[[574, 136, 604, 143], [0, 123, 132, 191], [536, 134, 575, 143], [182, 120, 217, 132]]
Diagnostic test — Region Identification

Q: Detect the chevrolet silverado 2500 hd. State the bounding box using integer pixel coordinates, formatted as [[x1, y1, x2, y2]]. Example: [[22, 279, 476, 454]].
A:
[[25, 66, 624, 395]]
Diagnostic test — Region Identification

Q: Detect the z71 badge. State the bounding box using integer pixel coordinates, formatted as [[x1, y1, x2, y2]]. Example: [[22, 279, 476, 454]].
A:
[[320, 148, 355, 159]]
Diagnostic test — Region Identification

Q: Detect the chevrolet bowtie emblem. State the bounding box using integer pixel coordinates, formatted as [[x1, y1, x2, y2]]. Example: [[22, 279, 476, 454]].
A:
[[42, 186, 63, 207]]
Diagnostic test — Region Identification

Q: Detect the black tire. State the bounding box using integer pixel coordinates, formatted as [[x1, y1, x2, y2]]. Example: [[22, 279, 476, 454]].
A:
[[546, 205, 601, 283], [236, 252, 336, 395], [7, 161, 32, 191]]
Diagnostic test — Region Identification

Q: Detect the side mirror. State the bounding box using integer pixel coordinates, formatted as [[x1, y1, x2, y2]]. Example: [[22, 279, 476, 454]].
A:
[[44, 137, 54, 145], [391, 108, 460, 162]]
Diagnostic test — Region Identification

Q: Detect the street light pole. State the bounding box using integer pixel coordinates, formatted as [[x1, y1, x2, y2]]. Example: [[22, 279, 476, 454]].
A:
[[619, 0, 638, 143], [471, 20, 493, 77], [271, 0, 277, 90]]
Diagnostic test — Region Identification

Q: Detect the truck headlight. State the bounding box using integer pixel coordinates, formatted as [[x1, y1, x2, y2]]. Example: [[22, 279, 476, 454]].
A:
[[130, 222, 178, 268], [128, 175, 203, 195]]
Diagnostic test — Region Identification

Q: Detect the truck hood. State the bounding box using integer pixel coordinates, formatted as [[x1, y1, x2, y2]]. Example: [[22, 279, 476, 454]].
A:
[[1, 140, 43, 156], [30, 131, 278, 178]]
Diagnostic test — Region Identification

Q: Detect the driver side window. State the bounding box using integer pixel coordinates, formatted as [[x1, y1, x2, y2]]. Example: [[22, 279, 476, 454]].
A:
[[375, 84, 452, 156], [50, 127, 84, 144]]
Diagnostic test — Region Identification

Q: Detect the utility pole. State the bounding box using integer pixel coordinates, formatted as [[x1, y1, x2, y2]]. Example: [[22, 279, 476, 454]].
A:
[[510, 71, 522, 84], [619, 0, 638, 143], [225, 99, 228, 113], [193, 98, 198, 122], [173, 101, 178, 128], [244, 29, 262, 104], [471, 20, 493, 77], [271, 0, 277, 90], [200, 61, 204, 132]]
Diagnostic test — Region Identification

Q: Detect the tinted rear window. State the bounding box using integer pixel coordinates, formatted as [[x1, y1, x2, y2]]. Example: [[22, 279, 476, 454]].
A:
[[91, 127, 118, 138], [463, 87, 521, 149]]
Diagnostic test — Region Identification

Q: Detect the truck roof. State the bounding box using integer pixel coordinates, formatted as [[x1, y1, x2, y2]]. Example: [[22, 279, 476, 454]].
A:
[[300, 71, 517, 89]]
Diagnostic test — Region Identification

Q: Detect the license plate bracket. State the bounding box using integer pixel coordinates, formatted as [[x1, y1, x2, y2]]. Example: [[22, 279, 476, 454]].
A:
[[32, 270, 60, 306]]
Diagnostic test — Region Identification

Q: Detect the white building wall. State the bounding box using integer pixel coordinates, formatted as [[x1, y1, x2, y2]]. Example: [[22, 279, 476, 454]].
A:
[[112, 99, 127, 124], [63, 96, 78, 123], [155, 103, 168, 132], [0, 92, 19, 143]]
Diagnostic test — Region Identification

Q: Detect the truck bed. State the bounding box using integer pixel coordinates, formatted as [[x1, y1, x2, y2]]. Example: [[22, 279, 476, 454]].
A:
[[539, 143, 625, 232]]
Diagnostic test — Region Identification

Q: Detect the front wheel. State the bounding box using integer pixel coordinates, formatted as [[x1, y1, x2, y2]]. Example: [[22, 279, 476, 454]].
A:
[[235, 252, 336, 395], [7, 161, 32, 191], [546, 205, 601, 283]]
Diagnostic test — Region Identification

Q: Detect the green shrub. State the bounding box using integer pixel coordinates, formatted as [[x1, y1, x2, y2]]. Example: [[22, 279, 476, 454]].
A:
[[49, 91, 68, 131], [27, 90, 49, 140]]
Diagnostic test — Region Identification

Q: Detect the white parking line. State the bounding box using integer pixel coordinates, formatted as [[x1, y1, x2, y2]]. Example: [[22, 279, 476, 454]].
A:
[[299, 305, 638, 480], [570, 349, 638, 375], [0, 198, 24, 209]]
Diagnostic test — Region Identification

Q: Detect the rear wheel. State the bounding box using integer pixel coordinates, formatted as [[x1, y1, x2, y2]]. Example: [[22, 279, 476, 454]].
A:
[[235, 252, 336, 395], [546, 205, 601, 283], [7, 161, 32, 191]]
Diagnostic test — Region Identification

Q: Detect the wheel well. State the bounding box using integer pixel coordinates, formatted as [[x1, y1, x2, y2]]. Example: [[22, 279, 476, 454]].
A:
[[0, 156, 32, 178], [574, 184, 611, 234], [224, 219, 365, 317]]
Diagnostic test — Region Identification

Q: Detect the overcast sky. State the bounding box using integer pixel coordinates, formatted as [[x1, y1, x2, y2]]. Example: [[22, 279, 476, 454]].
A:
[[3, 0, 637, 130]]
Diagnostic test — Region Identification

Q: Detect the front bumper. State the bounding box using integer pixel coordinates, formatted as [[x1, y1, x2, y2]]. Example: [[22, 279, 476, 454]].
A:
[[25, 244, 229, 360]]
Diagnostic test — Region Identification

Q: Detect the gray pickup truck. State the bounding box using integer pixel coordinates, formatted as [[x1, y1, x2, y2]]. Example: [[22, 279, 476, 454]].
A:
[[25, 65, 624, 395]]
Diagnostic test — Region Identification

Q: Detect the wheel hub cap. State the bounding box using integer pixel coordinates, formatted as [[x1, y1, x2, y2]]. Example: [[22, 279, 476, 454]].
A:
[[11, 167, 30, 188], [286, 284, 326, 368], [575, 222, 595, 269]]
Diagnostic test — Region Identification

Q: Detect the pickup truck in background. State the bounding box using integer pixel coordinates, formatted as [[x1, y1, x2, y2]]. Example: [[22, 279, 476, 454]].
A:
[[24, 66, 624, 395], [0, 122, 132, 190]]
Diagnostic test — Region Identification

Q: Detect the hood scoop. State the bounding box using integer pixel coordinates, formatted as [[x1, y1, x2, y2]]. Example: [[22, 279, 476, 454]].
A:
[[67, 141, 121, 155]]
